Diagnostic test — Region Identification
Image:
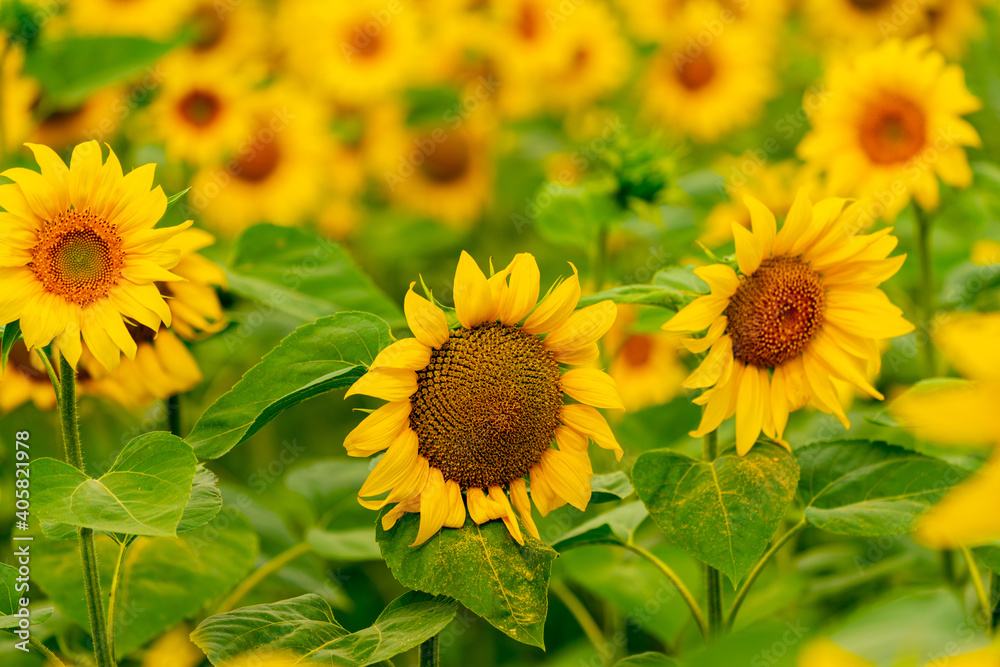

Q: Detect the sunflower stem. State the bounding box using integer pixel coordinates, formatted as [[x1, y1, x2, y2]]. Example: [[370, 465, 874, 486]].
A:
[[624, 541, 709, 640], [419, 634, 439, 667], [702, 429, 723, 638], [726, 519, 806, 631], [961, 546, 992, 636], [551, 579, 608, 658], [913, 202, 936, 377], [214, 541, 312, 615], [106, 538, 131, 661], [27, 636, 66, 667], [36, 348, 60, 403], [593, 223, 609, 291], [57, 354, 115, 667], [166, 394, 182, 437]]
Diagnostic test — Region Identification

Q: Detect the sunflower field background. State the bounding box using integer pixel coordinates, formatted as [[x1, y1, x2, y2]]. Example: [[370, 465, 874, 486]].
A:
[[2, 0, 1000, 666]]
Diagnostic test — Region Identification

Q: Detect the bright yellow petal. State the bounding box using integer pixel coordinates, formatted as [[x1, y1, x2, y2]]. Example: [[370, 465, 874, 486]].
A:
[[796, 638, 874, 667], [345, 367, 417, 401], [744, 195, 776, 257], [454, 251, 492, 329], [370, 338, 432, 371], [404, 282, 449, 349], [662, 296, 728, 334], [544, 300, 616, 355], [489, 486, 524, 546], [442, 480, 466, 529], [735, 365, 765, 456], [935, 313, 1000, 382], [890, 380, 1000, 446], [733, 222, 762, 276], [681, 335, 733, 390], [509, 478, 539, 540], [522, 263, 581, 334], [358, 428, 419, 498], [560, 368, 625, 411], [537, 449, 591, 512], [559, 403, 622, 460], [498, 253, 540, 324], [344, 401, 411, 457], [413, 468, 449, 546]]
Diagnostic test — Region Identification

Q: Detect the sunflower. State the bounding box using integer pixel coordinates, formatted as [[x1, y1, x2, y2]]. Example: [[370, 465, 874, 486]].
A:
[[640, 4, 776, 142], [190, 84, 327, 234], [146, 56, 257, 166], [0, 341, 57, 412], [801, 0, 924, 50], [0, 141, 190, 371], [618, 0, 786, 43], [277, 0, 421, 105], [30, 88, 125, 150], [798, 38, 981, 221], [921, 0, 988, 61], [65, 0, 197, 39], [891, 313, 1000, 548], [605, 306, 688, 412], [178, 0, 269, 68], [0, 40, 38, 156], [162, 228, 227, 341], [343, 252, 624, 546], [662, 191, 913, 455]]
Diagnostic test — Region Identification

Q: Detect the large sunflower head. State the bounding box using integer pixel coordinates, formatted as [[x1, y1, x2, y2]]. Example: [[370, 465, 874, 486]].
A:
[[798, 38, 981, 220], [0, 141, 191, 371], [344, 252, 624, 546], [663, 190, 914, 455]]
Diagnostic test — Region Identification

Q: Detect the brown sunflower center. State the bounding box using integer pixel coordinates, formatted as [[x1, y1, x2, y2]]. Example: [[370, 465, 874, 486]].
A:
[[177, 90, 222, 127], [858, 94, 926, 165], [848, 0, 892, 12], [677, 53, 716, 91], [348, 27, 383, 59], [517, 3, 540, 40], [621, 336, 653, 367], [726, 256, 826, 368], [409, 322, 563, 489], [420, 135, 471, 184], [29, 209, 125, 306], [191, 4, 226, 51], [235, 139, 281, 182]]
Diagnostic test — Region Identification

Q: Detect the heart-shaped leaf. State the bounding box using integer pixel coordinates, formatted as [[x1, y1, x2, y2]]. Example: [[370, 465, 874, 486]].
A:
[[188, 312, 392, 459], [191, 592, 457, 666], [553, 502, 648, 551], [30, 509, 258, 657], [32, 432, 197, 537], [377, 511, 557, 648], [633, 443, 799, 586], [227, 224, 404, 328], [797, 440, 971, 536], [0, 563, 53, 630]]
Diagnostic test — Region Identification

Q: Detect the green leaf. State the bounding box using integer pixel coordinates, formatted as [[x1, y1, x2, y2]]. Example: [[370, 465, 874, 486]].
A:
[[591, 471, 634, 503], [1, 321, 21, 371], [227, 224, 404, 329], [577, 284, 687, 309], [285, 458, 372, 510], [633, 444, 799, 586], [534, 186, 621, 250], [177, 466, 223, 533], [306, 528, 382, 562], [165, 188, 191, 211], [32, 432, 197, 537], [192, 592, 457, 666], [377, 511, 557, 648], [188, 312, 392, 459], [31, 509, 258, 657], [974, 543, 1000, 575], [652, 266, 710, 294], [0, 564, 53, 630], [797, 440, 970, 536], [616, 653, 679, 667], [553, 502, 648, 551], [24, 35, 178, 107]]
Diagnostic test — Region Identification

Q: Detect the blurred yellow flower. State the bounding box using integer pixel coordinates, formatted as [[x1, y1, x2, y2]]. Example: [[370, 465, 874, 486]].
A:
[[663, 192, 912, 455], [140, 624, 203, 667], [606, 309, 688, 413], [618, 0, 786, 44], [0, 40, 38, 156], [798, 637, 1000, 667], [798, 38, 981, 221], [179, 0, 269, 68], [31, 88, 125, 151], [0, 341, 56, 413], [922, 0, 989, 60], [66, 0, 197, 39]]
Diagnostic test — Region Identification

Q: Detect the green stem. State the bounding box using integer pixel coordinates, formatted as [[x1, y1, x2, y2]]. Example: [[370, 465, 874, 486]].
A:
[[57, 353, 114, 667], [961, 546, 992, 635], [35, 349, 60, 402], [913, 203, 936, 377], [419, 634, 439, 667], [624, 542, 708, 640], [726, 520, 807, 630], [27, 636, 66, 667], [214, 541, 312, 615], [702, 430, 722, 638], [106, 539, 131, 661], [166, 394, 182, 437], [551, 580, 608, 657]]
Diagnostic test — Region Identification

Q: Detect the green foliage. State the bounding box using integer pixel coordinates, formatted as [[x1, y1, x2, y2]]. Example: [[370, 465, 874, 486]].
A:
[[31, 511, 258, 656], [615, 653, 679, 667], [797, 440, 971, 536], [0, 321, 21, 372], [552, 503, 647, 551], [31, 432, 197, 538], [577, 284, 687, 309], [633, 444, 800, 586], [377, 510, 557, 648], [226, 224, 405, 328], [533, 186, 623, 250], [0, 564, 53, 630], [192, 592, 457, 666], [590, 471, 635, 503], [177, 466, 223, 533], [187, 312, 392, 459], [306, 528, 382, 562]]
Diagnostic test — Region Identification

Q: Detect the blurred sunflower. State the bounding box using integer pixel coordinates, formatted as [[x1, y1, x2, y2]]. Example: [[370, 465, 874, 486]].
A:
[[0, 40, 37, 156], [641, 5, 776, 142], [191, 85, 327, 234], [373, 108, 495, 230], [618, 0, 786, 44], [921, 0, 988, 60], [798, 636, 1000, 666], [80, 228, 225, 407], [891, 313, 1000, 548], [0, 341, 56, 412], [802, 0, 924, 50], [31, 88, 124, 151], [0, 141, 190, 371], [663, 192, 912, 455], [798, 38, 981, 220], [180, 0, 269, 67], [278, 0, 420, 105], [66, 0, 197, 39], [703, 157, 810, 248], [147, 56, 257, 166], [344, 252, 623, 546], [605, 306, 688, 412], [141, 624, 203, 667]]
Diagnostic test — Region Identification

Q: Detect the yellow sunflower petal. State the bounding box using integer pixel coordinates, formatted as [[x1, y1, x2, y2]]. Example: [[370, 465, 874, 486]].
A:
[[442, 480, 466, 529], [681, 316, 728, 353], [544, 300, 617, 355], [681, 335, 733, 390], [891, 380, 1000, 446], [796, 638, 874, 667], [744, 195, 776, 257], [413, 468, 450, 546], [344, 401, 411, 457], [381, 497, 421, 531], [370, 338, 432, 371], [358, 428, 419, 499], [559, 403, 623, 460], [691, 363, 743, 438], [404, 282, 449, 349], [662, 296, 728, 334], [935, 313, 1000, 382], [537, 448, 592, 512], [560, 368, 625, 411], [735, 365, 766, 456], [454, 251, 492, 329], [488, 486, 524, 546], [522, 263, 581, 334], [509, 478, 540, 540], [733, 222, 763, 276], [914, 454, 1000, 549], [345, 367, 417, 401], [499, 253, 540, 324]]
